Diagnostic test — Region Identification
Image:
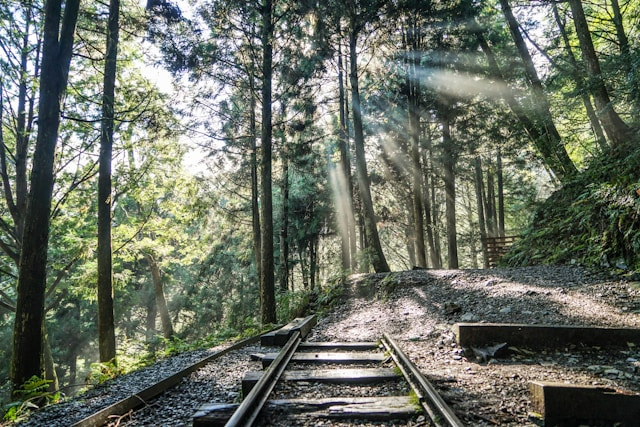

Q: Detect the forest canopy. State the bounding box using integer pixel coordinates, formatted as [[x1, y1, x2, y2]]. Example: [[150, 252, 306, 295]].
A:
[[0, 0, 638, 411]]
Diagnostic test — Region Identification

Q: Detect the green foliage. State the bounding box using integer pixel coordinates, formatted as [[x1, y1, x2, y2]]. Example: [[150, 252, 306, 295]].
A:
[[2, 376, 60, 422], [310, 275, 345, 315], [376, 273, 401, 301], [503, 150, 640, 271], [85, 361, 124, 386]]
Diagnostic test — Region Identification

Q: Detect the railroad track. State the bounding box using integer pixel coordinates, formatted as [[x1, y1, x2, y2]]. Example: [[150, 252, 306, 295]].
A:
[[193, 315, 464, 426], [34, 313, 638, 426]]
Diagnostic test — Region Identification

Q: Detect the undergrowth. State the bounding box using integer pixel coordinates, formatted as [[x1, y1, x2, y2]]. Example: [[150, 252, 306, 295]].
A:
[[2, 376, 59, 423], [503, 148, 640, 273]]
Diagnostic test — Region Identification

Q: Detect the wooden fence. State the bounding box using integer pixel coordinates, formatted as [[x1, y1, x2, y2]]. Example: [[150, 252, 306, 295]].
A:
[[483, 235, 518, 268]]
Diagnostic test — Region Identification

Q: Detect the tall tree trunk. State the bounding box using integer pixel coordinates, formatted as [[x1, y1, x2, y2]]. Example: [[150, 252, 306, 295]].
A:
[[498, 0, 577, 181], [441, 105, 458, 269], [568, 0, 633, 152], [405, 198, 416, 267], [42, 325, 59, 392], [431, 180, 443, 268], [465, 183, 479, 269], [98, 0, 119, 364], [474, 157, 489, 268], [496, 149, 505, 237], [249, 68, 262, 290], [609, 0, 638, 113], [310, 236, 318, 291], [146, 253, 174, 339], [12, 0, 80, 389], [279, 130, 290, 293], [260, 0, 276, 324], [343, 53, 358, 270], [422, 130, 439, 268], [486, 160, 496, 237], [145, 282, 157, 343], [349, 26, 390, 273], [552, 3, 608, 152], [406, 21, 426, 268], [14, 5, 39, 244], [337, 41, 356, 272]]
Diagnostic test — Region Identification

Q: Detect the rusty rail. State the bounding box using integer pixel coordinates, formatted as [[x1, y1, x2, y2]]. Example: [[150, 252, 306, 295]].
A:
[[382, 333, 465, 427]]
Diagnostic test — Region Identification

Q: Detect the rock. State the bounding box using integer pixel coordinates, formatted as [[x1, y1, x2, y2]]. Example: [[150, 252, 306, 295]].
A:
[[444, 302, 462, 315], [499, 307, 512, 314], [461, 312, 478, 322]]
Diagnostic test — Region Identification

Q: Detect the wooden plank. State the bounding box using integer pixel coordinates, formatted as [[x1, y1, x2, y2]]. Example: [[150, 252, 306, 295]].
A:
[[242, 368, 400, 395], [529, 381, 640, 426], [193, 404, 237, 427], [453, 323, 640, 349], [298, 342, 380, 351], [261, 351, 387, 368], [193, 396, 419, 426], [262, 315, 317, 346], [270, 396, 419, 419]]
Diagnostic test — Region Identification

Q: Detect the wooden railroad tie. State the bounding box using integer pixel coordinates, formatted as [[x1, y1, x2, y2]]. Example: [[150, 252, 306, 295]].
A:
[[260, 315, 317, 346], [260, 351, 387, 368], [193, 396, 420, 426], [529, 381, 640, 426], [454, 322, 640, 349], [242, 368, 400, 396]]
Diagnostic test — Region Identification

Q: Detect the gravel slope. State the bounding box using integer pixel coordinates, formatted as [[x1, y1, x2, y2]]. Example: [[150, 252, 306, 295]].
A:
[[12, 265, 640, 426]]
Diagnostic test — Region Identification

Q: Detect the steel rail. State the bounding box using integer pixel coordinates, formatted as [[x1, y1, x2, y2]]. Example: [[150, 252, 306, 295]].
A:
[[382, 332, 465, 427], [71, 328, 280, 427], [224, 330, 302, 427]]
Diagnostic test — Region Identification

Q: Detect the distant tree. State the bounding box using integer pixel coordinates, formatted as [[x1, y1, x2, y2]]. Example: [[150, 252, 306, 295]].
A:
[[567, 0, 633, 152], [497, 0, 577, 182]]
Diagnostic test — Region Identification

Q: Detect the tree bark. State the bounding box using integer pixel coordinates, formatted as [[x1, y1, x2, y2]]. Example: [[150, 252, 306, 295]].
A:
[[260, 0, 276, 324], [405, 20, 426, 268], [422, 129, 440, 268], [146, 253, 174, 339], [349, 25, 390, 273], [145, 282, 157, 342], [337, 41, 356, 272], [42, 325, 59, 392], [343, 53, 358, 271], [474, 157, 489, 268], [98, 0, 119, 364], [279, 125, 290, 293], [497, 149, 505, 238], [249, 66, 262, 292], [568, 0, 633, 151], [486, 159, 496, 237], [11, 0, 80, 389], [440, 104, 458, 269]]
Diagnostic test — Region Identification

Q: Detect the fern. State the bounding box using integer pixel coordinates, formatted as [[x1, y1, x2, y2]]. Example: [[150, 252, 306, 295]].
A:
[[2, 376, 59, 422]]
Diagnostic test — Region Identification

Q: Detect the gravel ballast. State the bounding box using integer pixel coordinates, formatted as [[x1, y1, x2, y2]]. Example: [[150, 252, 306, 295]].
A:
[[13, 265, 640, 426]]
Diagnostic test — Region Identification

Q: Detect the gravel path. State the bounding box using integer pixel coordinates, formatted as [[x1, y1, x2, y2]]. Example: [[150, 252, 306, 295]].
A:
[[12, 265, 640, 426]]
